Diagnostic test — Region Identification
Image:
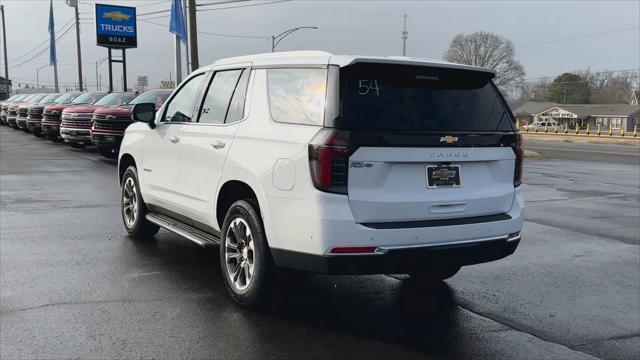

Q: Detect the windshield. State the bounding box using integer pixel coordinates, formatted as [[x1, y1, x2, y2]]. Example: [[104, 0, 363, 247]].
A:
[[72, 92, 106, 104], [129, 91, 172, 107], [94, 93, 136, 106], [38, 94, 60, 104], [26, 95, 46, 104], [54, 93, 80, 104], [332, 63, 515, 132]]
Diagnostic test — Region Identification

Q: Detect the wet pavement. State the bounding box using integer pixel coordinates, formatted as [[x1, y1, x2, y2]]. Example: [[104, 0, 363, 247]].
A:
[[1, 126, 639, 359]]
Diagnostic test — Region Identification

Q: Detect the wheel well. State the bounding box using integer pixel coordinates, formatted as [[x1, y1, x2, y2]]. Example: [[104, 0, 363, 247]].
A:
[[216, 180, 260, 228], [119, 154, 136, 183]]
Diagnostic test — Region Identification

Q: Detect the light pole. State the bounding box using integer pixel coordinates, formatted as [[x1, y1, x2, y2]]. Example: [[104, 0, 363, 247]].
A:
[[66, 0, 83, 91], [36, 64, 49, 89], [271, 26, 318, 52], [95, 57, 108, 91]]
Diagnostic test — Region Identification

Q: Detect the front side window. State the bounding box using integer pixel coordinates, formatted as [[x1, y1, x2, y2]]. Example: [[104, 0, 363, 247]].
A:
[[267, 68, 327, 126], [130, 90, 172, 108], [199, 70, 242, 124], [164, 74, 205, 122]]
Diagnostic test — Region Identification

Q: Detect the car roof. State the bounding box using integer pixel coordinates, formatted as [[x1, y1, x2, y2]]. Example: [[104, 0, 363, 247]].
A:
[[204, 50, 495, 75]]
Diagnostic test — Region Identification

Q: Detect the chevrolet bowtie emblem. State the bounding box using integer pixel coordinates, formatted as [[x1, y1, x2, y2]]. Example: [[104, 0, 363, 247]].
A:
[[440, 135, 459, 144], [103, 11, 130, 21]]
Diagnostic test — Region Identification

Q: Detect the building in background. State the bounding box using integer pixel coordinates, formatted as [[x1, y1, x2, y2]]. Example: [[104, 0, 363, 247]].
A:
[[515, 101, 640, 131]]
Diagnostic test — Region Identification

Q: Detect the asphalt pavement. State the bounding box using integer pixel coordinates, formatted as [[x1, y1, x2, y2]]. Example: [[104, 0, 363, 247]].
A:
[[1, 126, 638, 359]]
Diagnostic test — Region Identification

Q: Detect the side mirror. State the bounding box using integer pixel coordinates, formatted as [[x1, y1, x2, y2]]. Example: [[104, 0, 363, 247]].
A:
[[132, 103, 156, 128]]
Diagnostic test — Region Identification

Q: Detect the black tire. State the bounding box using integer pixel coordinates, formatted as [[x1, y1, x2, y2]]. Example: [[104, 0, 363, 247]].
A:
[[97, 146, 117, 159], [121, 166, 159, 239], [32, 129, 45, 138], [220, 199, 272, 308], [409, 265, 461, 282], [46, 132, 62, 142], [69, 142, 86, 149]]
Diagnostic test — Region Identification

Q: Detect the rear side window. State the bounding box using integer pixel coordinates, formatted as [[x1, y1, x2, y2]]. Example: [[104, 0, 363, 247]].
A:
[[332, 63, 514, 132], [267, 68, 327, 126], [199, 69, 242, 124], [226, 69, 250, 123]]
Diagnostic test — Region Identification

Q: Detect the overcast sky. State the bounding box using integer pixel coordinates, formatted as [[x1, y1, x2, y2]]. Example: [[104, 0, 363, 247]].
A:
[[1, 0, 639, 91]]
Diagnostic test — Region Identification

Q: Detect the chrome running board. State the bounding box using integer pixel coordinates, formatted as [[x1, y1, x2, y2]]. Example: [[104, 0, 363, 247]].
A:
[[146, 212, 220, 247]]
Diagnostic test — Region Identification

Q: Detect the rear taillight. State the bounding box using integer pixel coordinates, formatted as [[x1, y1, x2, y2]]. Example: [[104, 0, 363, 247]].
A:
[[308, 129, 355, 194], [512, 133, 524, 187]]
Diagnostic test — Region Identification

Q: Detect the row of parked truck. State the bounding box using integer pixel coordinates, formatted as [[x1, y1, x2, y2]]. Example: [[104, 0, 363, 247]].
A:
[[0, 89, 172, 158]]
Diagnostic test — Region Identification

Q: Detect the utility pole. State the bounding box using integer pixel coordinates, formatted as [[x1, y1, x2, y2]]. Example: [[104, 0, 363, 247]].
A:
[[1, 5, 10, 98], [402, 14, 408, 56], [174, 34, 182, 84], [70, 1, 83, 91], [187, 0, 199, 71]]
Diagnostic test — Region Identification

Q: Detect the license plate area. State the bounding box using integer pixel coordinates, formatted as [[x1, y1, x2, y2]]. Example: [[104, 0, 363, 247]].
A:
[[426, 165, 461, 188]]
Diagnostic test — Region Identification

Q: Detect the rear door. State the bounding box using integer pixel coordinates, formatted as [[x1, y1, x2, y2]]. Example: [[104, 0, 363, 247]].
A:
[[334, 62, 518, 224], [178, 67, 251, 228]]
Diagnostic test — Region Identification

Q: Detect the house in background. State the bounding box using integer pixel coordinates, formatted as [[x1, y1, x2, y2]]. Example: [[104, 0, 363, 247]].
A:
[[514, 101, 640, 131], [512, 101, 558, 127]]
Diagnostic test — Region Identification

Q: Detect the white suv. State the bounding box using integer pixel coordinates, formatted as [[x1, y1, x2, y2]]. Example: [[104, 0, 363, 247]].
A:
[[119, 51, 524, 307]]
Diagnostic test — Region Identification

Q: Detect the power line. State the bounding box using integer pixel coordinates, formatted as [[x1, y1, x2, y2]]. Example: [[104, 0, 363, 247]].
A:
[[196, 0, 290, 12], [524, 69, 640, 82], [9, 17, 75, 62], [8, 22, 77, 69], [517, 26, 640, 49], [140, 19, 269, 39]]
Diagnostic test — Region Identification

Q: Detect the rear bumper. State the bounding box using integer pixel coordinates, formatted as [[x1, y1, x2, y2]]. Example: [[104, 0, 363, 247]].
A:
[[60, 127, 92, 142], [272, 234, 520, 275]]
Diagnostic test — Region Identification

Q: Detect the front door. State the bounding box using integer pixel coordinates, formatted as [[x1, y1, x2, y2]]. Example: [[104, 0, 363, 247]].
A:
[[142, 73, 207, 211]]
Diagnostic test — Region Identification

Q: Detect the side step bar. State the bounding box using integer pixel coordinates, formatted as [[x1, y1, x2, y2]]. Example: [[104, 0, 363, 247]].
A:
[[146, 212, 220, 247]]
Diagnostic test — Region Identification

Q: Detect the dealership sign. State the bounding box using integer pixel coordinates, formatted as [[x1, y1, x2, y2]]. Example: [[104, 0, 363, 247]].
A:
[[95, 4, 137, 48]]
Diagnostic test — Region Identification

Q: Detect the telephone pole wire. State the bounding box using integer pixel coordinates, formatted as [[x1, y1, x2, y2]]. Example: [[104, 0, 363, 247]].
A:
[[1, 5, 10, 97], [402, 14, 408, 56]]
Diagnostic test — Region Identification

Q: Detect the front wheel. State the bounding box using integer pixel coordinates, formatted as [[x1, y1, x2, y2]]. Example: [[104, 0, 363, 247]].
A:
[[220, 200, 272, 308], [409, 265, 461, 282], [121, 166, 159, 239]]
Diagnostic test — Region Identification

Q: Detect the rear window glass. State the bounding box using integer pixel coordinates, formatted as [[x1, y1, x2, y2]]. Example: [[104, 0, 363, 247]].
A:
[[332, 63, 514, 132], [267, 68, 327, 126]]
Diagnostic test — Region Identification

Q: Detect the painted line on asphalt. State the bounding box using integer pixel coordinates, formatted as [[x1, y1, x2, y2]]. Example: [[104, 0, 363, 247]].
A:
[[528, 146, 640, 156]]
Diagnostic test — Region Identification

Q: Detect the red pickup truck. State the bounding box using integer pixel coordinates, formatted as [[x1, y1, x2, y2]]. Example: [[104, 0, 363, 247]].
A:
[[91, 89, 172, 158]]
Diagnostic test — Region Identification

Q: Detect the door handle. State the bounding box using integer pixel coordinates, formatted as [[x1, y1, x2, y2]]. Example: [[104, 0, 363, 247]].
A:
[[210, 140, 226, 149], [169, 136, 180, 144]]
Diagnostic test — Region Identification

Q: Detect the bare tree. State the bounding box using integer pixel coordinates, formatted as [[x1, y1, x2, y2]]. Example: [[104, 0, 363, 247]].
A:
[[443, 32, 525, 90]]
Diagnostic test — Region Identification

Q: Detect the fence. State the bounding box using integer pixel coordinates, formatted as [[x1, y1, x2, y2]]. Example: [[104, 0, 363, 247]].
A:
[[518, 123, 639, 138]]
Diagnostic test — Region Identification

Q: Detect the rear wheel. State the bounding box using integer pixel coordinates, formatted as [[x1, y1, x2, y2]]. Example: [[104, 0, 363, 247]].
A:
[[409, 266, 461, 282], [121, 166, 159, 239], [220, 200, 272, 308]]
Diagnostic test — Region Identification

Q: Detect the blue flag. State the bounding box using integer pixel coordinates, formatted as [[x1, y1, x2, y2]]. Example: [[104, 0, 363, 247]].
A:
[[48, 0, 56, 66], [169, 0, 187, 43]]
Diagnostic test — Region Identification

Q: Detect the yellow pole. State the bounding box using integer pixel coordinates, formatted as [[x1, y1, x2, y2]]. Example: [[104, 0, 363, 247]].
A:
[[586, 123, 590, 135], [576, 123, 580, 135], [609, 126, 613, 136], [634, 124, 638, 137], [597, 124, 601, 136], [544, 122, 548, 133], [564, 123, 568, 134], [620, 126, 625, 137]]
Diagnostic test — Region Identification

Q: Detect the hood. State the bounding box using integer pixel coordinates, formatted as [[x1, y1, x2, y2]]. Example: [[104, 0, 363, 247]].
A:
[[94, 104, 133, 116], [44, 103, 79, 112], [64, 104, 100, 113]]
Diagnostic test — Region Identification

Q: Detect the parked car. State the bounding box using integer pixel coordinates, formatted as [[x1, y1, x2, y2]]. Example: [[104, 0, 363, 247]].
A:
[[524, 121, 559, 131], [6, 94, 37, 128], [118, 52, 525, 307], [16, 94, 49, 132], [26, 93, 63, 137], [1, 94, 24, 125], [42, 92, 101, 142], [60, 92, 137, 148], [92, 89, 172, 158]]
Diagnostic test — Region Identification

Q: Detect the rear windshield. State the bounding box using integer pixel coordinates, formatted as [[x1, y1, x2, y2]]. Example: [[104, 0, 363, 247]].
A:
[[330, 63, 515, 132], [129, 90, 172, 108]]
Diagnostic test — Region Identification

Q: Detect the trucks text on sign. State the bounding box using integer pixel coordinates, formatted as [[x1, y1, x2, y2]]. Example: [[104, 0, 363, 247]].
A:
[[95, 4, 137, 48]]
